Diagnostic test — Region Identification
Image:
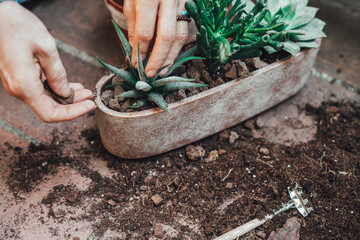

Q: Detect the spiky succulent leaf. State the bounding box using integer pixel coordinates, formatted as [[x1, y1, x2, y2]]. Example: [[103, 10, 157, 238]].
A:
[[135, 81, 152, 92], [112, 20, 132, 61], [128, 99, 148, 109], [163, 56, 204, 78], [100, 24, 206, 111], [151, 77, 195, 88], [158, 82, 207, 92], [149, 65, 170, 82], [174, 46, 198, 63], [118, 90, 146, 98], [148, 91, 169, 111], [137, 45, 148, 82], [98, 58, 137, 86]]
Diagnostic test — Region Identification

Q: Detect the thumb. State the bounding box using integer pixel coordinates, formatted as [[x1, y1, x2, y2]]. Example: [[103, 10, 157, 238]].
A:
[[36, 37, 71, 97]]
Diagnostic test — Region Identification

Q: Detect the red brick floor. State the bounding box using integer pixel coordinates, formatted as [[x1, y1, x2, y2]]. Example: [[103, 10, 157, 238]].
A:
[[0, 0, 359, 239]]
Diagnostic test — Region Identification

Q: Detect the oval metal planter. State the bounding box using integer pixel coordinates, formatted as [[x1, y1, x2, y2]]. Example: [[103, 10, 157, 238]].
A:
[[95, 47, 319, 159]]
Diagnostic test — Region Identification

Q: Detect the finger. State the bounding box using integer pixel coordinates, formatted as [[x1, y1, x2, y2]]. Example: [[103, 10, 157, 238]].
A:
[[69, 82, 85, 91], [131, 0, 159, 67], [73, 89, 93, 103], [145, 0, 178, 77], [27, 94, 95, 122], [160, 3, 189, 75], [35, 36, 71, 98], [123, 0, 136, 48]]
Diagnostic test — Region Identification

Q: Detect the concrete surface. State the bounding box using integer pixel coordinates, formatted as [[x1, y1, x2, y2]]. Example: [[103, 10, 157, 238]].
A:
[[0, 0, 359, 239]]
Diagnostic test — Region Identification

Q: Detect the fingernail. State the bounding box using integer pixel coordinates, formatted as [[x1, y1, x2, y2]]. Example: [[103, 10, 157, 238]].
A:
[[146, 70, 156, 78]]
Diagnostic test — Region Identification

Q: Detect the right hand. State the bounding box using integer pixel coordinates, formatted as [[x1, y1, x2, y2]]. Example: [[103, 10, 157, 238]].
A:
[[0, 2, 95, 122]]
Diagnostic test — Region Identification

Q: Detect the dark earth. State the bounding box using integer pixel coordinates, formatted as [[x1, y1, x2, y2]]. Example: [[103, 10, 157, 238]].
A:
[[100, 47, 290, 113], [5, 101, 360, 239]]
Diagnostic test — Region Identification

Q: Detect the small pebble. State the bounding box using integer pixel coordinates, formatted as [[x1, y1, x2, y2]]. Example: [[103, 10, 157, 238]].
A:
[[151, 194, 163, 206], [259, 147, 269, 155], [154, 224, 164, 238], [229, 131, 239, 144]]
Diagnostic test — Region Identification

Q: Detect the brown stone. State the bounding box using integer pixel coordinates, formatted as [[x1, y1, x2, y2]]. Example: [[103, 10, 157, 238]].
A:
[[185, 145, 206, 161], [73, 237, 80, 240], [108, 199, 116, 206], [219, 130, 229, 141], [109, 99, 121, 111], [201, 70, 213, 84], [218, 149, 227, 155], [112, 75, 123, 85], [223, 63, 232, 71], [229, 131, 239, 144], [120, 99, 130, 112], [154, 224, 164, 238], [165, 94, 176, 104], [205, 150, 219, 162], [188, 89, 199, 97], [114, 85, 125, 101], [225, 64, 238, 80], [101, 90, 114, 106], [175, 89, 187, 101], [225, 182, 234, 189], [151, 194, 163, 206], [244, 120, 255, 130], [192, 58, 206, 70], [187, 66, 201, 80], [216, 77, 225, 86], [244, 57, 268, 69], [259, 147, 270, 155], [234, 60, 249, 77]]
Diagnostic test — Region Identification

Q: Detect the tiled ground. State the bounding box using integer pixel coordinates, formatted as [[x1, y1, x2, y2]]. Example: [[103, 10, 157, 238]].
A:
[[0, 0, 359, 239]]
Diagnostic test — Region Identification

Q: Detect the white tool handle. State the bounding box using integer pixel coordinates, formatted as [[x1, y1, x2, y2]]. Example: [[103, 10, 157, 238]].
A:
[[214, 217, 269, 240]]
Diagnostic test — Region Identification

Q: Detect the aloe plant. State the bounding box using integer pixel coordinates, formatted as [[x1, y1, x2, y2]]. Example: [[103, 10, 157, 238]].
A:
[[245, 0, 326, 56], [185, 0, 284, 71], [98, 21, 207, 112]]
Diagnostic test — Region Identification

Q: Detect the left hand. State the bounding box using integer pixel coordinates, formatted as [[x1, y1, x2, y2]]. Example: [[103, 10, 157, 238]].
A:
[[123, 0, 189, 77]]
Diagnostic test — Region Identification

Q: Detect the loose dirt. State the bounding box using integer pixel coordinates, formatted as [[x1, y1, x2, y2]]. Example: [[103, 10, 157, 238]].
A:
[[5, 102, 360, 239]]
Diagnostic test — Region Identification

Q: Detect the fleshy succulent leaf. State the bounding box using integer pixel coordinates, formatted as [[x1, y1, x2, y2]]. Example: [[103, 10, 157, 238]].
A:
[[149, 64, 170, 82], [118, 90, 146, 98], [151, 77, 195, 88], [163, 56, 204, 78], [128, 99, 148, 109], [137, 45, 148, 82], [158, 82, 207, 92], [148, 92, 169, 111], [174, 46, 198, 63], [282, 41, 301, 56], [98, 58, 137, 86], [112, 20, 132, 62], [135, 81, 152, 92]]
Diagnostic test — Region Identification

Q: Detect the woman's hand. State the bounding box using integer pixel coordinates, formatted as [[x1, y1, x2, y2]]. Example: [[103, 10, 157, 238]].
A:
[[123, 0, 190, 77], [0, 2, 95, 122]]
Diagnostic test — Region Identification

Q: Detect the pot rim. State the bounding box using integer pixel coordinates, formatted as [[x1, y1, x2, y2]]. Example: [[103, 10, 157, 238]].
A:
[[95, 50, 306, 119]]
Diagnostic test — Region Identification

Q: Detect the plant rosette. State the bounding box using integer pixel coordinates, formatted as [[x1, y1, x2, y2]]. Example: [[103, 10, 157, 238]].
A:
[[96, 0, 325, 159]]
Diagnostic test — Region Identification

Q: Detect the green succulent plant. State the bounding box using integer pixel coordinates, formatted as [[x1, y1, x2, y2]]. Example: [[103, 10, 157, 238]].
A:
[[185, 0, 284, 71], [98, 21, 207, 112], [245, 0, 326, 56]]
